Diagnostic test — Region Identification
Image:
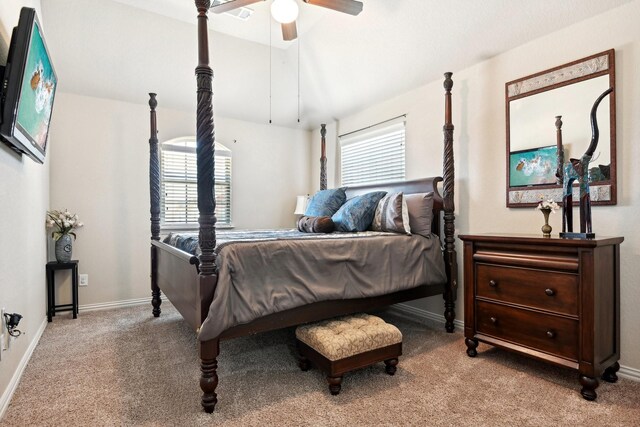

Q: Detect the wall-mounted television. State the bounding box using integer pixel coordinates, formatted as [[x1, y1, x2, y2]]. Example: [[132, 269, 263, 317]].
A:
[[0, 7, 57, 164]]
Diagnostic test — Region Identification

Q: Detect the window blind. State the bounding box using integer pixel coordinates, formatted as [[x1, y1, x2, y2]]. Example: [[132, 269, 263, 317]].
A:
[[340, 121, 406, 186], [160, 140, 232, 227]]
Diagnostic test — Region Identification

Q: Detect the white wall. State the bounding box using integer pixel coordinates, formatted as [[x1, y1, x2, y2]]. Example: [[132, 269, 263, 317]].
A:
[[314, 1, 640, 372], [40, 0, 304, 128], [49, 92, 311, 307], [0, 0, 49, 416]]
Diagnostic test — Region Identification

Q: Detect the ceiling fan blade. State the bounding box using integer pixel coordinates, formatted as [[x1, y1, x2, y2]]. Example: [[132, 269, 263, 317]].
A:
[[281, 21, 298, 41], [210, 0, 264, 14], [303, 0, 363, 15]]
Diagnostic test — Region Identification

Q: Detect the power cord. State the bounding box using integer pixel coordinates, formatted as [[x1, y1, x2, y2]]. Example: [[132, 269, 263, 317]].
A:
[[3, 313, 22, 337]]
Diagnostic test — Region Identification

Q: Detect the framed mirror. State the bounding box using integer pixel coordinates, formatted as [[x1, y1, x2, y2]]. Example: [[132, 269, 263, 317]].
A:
[[506, 49, 616, 207]]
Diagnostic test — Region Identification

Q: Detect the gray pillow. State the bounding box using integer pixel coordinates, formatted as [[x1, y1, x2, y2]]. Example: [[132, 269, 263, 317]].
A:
[[404, 192, 434, 238], [371, 192, 411, 234]]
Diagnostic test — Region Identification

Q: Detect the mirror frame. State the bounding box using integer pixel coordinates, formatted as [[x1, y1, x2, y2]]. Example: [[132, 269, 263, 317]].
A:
[[505, 49, 616, 208]]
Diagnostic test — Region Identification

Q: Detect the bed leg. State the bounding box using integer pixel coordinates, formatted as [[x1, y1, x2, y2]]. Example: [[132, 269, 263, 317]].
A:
[[151, 287, 162, 318], [444, 300, 455, 333], [151, 246, 162, 317], [200, 339, 220, 413]]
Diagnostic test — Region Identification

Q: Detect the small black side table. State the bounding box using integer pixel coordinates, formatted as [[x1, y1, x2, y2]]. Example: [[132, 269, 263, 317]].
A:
[[46, 260, 79, 322]]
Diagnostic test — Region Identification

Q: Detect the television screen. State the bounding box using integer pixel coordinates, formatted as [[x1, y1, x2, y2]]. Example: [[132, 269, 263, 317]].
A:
[[0, 8, 57, 163]]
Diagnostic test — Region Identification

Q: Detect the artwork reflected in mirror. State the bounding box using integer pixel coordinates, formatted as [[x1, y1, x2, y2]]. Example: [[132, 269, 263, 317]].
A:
[[509, 145, 558, 187], [505, 49, 616, 207]]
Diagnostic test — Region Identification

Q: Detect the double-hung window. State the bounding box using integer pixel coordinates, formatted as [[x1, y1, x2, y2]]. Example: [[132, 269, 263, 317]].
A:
[[160, 137, 232, 228], [340, 119, 406, 186]]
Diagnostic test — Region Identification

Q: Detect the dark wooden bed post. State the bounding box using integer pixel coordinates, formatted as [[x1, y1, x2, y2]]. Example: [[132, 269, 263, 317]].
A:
[[442, 72, 458, 333], [320, 123, 327, 190], [149, 93, 162, 317], [194, 0, 221, 414]]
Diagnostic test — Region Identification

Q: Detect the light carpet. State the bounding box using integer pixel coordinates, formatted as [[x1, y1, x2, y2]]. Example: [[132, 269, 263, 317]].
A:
[[2, 305, 639, 426]]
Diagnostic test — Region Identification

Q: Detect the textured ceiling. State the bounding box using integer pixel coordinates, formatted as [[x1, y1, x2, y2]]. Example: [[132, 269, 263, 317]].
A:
[[41, 0, 632, 129]]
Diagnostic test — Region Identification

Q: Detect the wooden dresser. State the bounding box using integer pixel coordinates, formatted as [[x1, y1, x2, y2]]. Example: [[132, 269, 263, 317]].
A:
[[459, 234, 623, 400]]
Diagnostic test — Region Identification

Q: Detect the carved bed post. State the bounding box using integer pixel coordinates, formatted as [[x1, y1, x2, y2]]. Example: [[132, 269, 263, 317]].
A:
[[555, 116, 564, 185], [442, 72, 458, 333], [320, 123, 327, 190], [194, 0, 220, 414], [149, 93, 162, 317]]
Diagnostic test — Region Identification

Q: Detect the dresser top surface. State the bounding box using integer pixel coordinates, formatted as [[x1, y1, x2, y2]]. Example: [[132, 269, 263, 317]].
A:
[[458, 233, 624, 247]]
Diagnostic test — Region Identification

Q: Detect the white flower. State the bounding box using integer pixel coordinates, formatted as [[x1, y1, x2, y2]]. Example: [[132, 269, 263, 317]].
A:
[[47, 209, 83, 234], [536, 199, 560, 213]]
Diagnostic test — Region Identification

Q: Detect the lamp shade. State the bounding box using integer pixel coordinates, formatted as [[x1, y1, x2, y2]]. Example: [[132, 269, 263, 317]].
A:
[[294, 195, 308, 215], [271, 0, 299, 24]]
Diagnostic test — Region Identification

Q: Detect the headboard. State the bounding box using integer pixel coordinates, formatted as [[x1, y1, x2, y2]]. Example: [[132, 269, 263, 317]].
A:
[[345, 177, 444, 236]]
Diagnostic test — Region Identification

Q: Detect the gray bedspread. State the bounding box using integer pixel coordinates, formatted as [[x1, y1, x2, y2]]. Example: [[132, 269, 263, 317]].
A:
[[178, 229, 447, 341]]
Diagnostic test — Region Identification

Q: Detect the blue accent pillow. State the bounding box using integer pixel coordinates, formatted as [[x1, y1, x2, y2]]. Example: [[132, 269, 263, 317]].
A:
[[332, 191, 387, 232], [305, 187, 347, 217]]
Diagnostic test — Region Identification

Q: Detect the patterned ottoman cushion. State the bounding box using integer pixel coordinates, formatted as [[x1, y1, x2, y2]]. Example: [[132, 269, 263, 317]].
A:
[[295, 314, 402, 361]]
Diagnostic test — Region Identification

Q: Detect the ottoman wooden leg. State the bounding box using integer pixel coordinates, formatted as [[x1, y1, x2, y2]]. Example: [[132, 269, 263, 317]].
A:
[[298, 355, 310, 372], [384, 358, 398, 375], [327, 376, 343, 395]]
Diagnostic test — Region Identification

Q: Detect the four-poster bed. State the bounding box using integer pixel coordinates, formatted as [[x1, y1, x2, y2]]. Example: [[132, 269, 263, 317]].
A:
[[147, 0, 457, 413]]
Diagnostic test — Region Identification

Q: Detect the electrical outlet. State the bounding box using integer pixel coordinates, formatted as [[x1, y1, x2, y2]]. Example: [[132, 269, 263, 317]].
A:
[[79, 274, 88, 287]]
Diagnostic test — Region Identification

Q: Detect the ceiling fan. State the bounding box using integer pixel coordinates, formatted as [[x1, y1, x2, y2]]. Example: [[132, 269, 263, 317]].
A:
[[211, 0, 363, 41]]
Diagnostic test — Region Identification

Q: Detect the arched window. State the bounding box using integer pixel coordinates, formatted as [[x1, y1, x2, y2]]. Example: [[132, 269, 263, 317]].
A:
[[160, 137, 232, 228]]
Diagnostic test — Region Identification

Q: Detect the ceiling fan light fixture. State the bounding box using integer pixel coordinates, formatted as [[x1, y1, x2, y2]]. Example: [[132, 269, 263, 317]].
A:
[[271, 0, 299, 24]]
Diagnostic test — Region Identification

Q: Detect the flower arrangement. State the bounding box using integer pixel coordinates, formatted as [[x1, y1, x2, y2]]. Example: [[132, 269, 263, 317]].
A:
[[46, 209, 84, 241], [536, 199, 560, 213]]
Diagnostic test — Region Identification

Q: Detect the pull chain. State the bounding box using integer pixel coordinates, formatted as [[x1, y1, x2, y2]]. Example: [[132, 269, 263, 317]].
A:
[[297, 26, 300, 124], [269, 12, 272, 124]]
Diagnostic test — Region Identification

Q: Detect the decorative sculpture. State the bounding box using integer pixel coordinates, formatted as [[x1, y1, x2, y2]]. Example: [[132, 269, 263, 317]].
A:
[[560, 87, 613, 238]]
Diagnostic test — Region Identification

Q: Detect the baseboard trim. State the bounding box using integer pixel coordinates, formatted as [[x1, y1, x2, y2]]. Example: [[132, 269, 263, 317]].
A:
[[79, 296, 167, 313], [619, 365, 640, 382], [387, 302, 464, 331], [0, 316, 48, 420]]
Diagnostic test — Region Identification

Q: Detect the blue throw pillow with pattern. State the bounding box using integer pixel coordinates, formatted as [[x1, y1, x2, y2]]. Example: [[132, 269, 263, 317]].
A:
[[332, 191, 387, 232], [305, 187, 347, 217]]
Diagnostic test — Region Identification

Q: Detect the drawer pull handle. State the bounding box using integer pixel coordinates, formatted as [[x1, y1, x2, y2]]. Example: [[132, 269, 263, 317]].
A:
[[546, 330, 555, 338], [489, 280, 498, 287], [545, 288, 555, 296], [490, 317, 498, 324]]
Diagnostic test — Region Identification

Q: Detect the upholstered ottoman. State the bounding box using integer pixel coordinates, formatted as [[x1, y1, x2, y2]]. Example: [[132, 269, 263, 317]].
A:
[[295, 314, 402, 395]]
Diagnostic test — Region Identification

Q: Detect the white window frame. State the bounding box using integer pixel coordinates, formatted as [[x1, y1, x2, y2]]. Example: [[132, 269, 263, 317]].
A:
[[339, 119, 406, 186], [160, 137, 233, 230]]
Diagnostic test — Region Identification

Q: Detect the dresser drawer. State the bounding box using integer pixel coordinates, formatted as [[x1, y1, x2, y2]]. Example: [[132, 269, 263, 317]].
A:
[[476, 301, 578, 360], [476, 264, 578, 316]]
